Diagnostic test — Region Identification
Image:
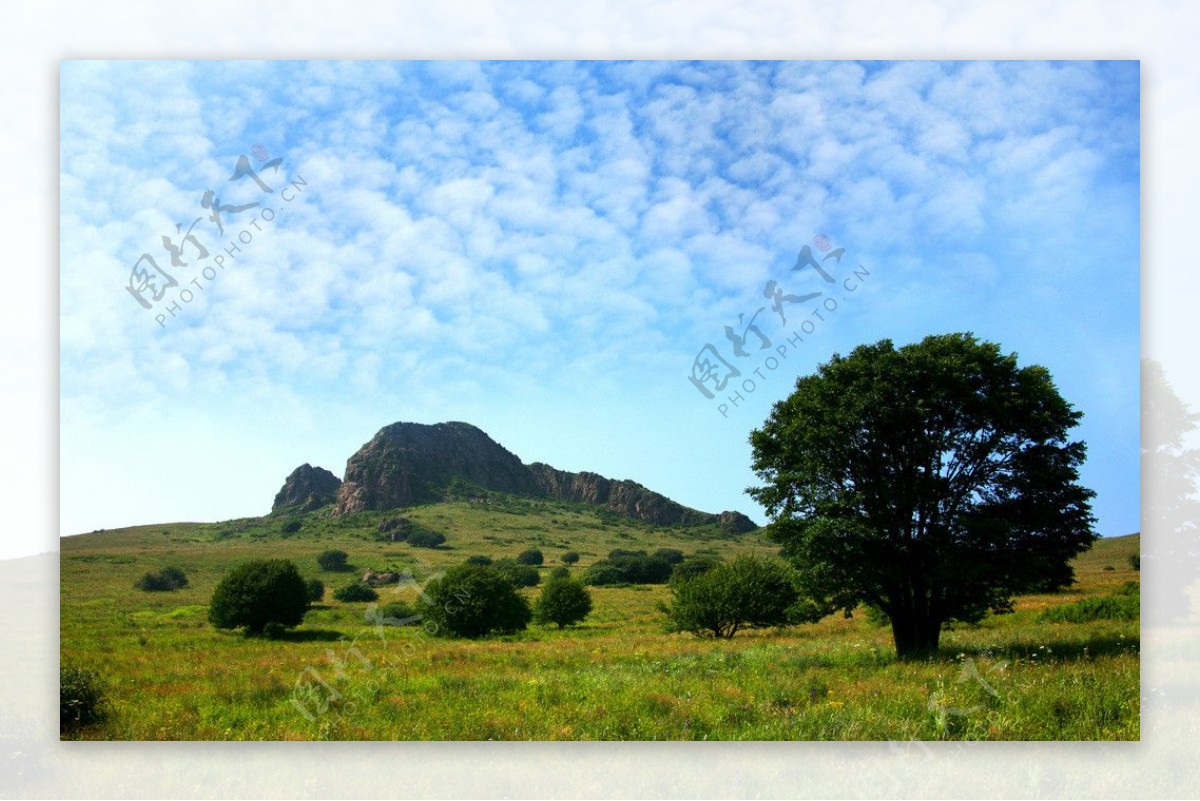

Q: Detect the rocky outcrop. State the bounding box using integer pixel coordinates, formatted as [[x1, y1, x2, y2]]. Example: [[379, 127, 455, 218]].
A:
[[272, 464, 342, 513], [719, 510, 759, 535], [330, 420, 758, 532], [527, 463, 716, 527], [362, 570, 400, 586], [334, 422, 541, 514], [526, 464, 611, 506]]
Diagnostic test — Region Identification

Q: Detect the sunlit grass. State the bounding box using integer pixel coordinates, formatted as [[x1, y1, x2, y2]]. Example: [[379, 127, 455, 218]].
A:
[[61, 507, 1139, 740]]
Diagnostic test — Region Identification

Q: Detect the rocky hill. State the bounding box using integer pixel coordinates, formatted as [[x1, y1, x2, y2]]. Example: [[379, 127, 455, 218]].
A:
[[332, 422, 541, 513], [272, 464, 342, 513], [323, 421, 756, 533]]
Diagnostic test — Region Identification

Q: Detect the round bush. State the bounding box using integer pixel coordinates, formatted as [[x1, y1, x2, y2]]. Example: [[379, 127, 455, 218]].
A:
[[333, 583, 379, 603], [561, 551, 580, 565], [585, 554, 672, 585], [208, 559, 309, 634], [516, 548, 544, 566], [135, 573, 168, 591], [281, 520, 302, 535], [422, 563, 532, 638], [408, 531, 447, 549], [377, 600, 420, 624], [549, 566, 571, 579], [534, 575, 593, 628], [653, 548, 685, 565], [305, 578, 325, 603], [495, 559, 540, 587], [608, 548, 645, 560], [661, 555, 799, 638], [582, 561, 628, 586], [134, 565, 188, 592], [60, 665, 106, 733], [317, 549, 350, 572], [162, 566, 188, 586], [466, 554, 493, 566], [670, 556, 722, 583]]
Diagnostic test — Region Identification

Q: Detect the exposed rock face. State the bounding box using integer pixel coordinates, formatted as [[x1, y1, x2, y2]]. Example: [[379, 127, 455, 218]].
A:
[[272, 464, 343, 513], [526, 464, 611, 505], [527, 463, 715, 527], [334, 422, 541, 514], [719, 510, 759, 535], [331, 420, 758, 532]]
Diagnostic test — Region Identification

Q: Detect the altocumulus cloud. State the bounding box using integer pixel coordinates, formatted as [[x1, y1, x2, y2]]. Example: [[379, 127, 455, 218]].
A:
[[60, 60, 1139, 542]]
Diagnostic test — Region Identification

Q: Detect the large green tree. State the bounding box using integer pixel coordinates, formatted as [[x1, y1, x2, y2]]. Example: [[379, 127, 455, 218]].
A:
[[748, 333, 1096, 658]]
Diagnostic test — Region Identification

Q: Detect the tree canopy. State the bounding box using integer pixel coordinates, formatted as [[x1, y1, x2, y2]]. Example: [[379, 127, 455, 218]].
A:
[[534, 574, 593, 628], [748, 333, 1096, 657], [208, 559, 310, 634], [660, 555, 799, 638], [422, 563, 532, 638]]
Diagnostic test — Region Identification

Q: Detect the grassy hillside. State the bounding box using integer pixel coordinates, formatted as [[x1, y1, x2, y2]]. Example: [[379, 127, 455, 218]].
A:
[[60, 502, 1139, 741]]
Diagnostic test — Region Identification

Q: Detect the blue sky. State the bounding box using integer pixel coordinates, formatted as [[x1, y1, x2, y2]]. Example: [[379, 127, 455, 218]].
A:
[[59, 60, 1140, 539]]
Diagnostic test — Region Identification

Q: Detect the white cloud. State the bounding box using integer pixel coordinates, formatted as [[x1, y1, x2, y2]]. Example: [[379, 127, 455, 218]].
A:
[[59, 60, 1140, 545]]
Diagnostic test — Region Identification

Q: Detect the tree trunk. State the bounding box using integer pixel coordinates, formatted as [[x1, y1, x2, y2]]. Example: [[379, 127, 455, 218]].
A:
[[890, 612, 942, 659]]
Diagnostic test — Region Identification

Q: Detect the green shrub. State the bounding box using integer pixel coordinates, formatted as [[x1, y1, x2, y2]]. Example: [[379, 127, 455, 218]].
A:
[[1041, 583, 1139, 623], [305, 578, 325, 603], [333, 583, 379, 603], [408, 531, 447, 549], [422, 563, 532, 638], [620, 554, 673, 583], [378, 516, 410, 540], [660, 555, 799, 638], [316, 549, 350, 572], [60, 665, 106, 733], [208, 559, 309, 634], [377, 600, 420, 624], [585, 553, 673, 585], [134, 565, 189, 592], [670, 556, 721, 584], [561, 551, 580, 565], [608, 548, 646, 560], [281, 520, 302, 535], [516, 548, 544, 566], [534, 574, 593, 628], [159, 566, 188, 587], [582, 561, 627, 586], [549, 566, 571, 579], [653, 548, 685, 565], [1129, 554, 1140, 571], [466, 554, 493, 566], [495, 559, 540, 587]]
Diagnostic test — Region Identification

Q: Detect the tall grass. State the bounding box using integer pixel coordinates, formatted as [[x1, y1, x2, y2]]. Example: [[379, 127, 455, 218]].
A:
[[60, 510, 1139, 740]]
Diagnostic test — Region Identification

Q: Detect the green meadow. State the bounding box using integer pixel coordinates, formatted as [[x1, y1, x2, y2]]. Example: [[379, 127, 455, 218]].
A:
[[60, 497, 1139, 740]]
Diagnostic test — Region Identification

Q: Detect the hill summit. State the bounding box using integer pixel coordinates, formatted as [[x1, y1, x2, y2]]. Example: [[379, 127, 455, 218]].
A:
[[280, 420, 756, 533]]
